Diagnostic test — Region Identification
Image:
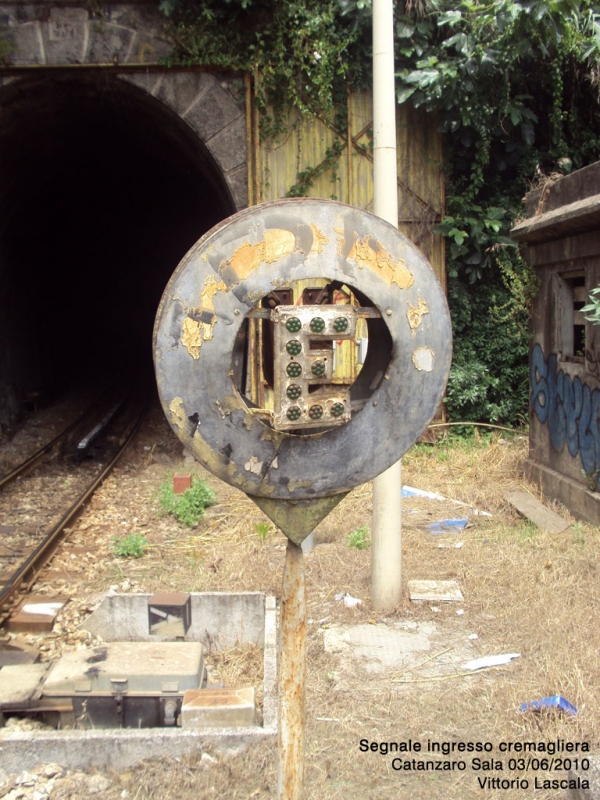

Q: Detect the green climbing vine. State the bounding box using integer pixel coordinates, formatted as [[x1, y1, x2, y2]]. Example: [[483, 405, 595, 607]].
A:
[[156, 0, 600, 424], [285, 140, 344, 198], [157, 0, 370, 140]]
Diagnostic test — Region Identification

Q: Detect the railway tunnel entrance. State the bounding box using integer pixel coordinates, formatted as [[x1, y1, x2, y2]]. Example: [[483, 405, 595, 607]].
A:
[[0, 71, 240, 427]]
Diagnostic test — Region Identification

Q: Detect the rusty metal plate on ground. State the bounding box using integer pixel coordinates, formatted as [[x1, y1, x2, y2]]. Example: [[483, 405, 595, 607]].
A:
[[153, 198, 452, 501]]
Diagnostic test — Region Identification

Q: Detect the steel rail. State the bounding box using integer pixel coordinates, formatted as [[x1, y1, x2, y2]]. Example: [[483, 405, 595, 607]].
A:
[[0, 395, 149, 619], [0, 406, 95, 490]]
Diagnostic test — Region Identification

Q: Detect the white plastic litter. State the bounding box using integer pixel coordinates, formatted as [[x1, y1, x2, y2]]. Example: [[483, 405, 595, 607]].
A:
[[468, 633, 478, 640], [402, 485, 492, 517], [335, 592, 362, 607], [463, 653, 520, 671]]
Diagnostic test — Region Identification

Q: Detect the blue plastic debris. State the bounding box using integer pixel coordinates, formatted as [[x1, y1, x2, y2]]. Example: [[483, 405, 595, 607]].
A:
[[427, 518, 469, 533], [518, 695, 578, 716]]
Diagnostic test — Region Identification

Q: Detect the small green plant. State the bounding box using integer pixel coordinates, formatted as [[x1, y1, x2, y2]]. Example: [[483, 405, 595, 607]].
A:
[[160, 476, 217, 527], [112, 532, 148, 559], [581, 468, 600, 492], [572, 523, 586, 546], [347, 525, 370, 550], [254, 521, 271, 542]]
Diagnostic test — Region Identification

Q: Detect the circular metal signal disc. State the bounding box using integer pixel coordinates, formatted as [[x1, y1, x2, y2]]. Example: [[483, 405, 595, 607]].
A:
[[153, 198, 452, 500]]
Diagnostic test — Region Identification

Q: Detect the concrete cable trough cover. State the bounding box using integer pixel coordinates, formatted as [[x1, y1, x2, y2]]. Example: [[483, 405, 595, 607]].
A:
[[0, 593, 277, 772]]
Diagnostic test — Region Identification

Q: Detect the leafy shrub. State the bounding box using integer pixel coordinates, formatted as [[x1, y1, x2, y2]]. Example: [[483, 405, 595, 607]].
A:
[[160, 477, 217, 527], [347, 526, 370, 550], [112, 533, 149, 559], [446, 274, 529, 425]]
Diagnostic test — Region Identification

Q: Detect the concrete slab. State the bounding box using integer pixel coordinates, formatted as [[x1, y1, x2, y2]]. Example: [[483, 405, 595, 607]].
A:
[[408, 580, 464, 602], [0, 663, 49, 710], [324, 621, 436, 674], [0, 638, 40, 666], [506, 490, 571, 533], [181, 687, 256, 729], [82, 592, 265, 650]]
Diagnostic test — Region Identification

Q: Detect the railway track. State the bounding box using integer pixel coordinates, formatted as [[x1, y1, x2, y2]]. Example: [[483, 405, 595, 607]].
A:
[[0, 389, 148, 623]]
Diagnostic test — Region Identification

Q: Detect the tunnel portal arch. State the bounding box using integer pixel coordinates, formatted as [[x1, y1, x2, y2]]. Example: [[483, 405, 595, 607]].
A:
[[0, 68, 247, 426]]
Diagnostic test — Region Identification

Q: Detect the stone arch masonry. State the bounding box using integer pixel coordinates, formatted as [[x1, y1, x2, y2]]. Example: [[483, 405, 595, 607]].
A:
[[0, 2, 248, 210]]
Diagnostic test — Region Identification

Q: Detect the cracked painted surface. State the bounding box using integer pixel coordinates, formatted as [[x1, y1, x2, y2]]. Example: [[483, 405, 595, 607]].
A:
[[181, 275, 227, 358], [154, 198, 452, 503], [407, 297, 430, 331], [347, 232, 414, 289], [412, 347, 435, 372]]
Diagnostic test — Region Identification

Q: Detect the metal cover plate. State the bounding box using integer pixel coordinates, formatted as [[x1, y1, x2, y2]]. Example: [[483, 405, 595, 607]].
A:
[[42, 642, 204, 696]]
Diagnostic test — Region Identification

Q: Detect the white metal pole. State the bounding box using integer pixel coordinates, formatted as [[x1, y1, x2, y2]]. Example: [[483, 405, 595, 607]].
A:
[[371, 0, 402, 611]]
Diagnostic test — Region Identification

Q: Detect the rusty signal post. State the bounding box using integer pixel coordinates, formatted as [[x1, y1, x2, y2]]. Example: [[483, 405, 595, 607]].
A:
[[153, 198, 452, 799]]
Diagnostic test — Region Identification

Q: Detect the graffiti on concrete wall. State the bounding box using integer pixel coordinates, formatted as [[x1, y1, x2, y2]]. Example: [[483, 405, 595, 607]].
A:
[[531, 343, 600, 480]]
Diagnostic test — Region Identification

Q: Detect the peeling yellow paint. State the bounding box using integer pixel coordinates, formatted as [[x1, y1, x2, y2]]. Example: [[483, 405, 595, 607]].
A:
[[181, 318, 202, 360], [348, 233, 414, 289], [181, 275, 226, 358], [225, 241, 263, 280], [309, 224, 329, 254], [169, 397, 187, 434], [412, 346, 434, 371], [201, 275, 227, 307], [223, 229, 296, 282], [263, 228, 296, 263], [407, 298, 430, 331], [334, 226, 346, 256], [287, 479, 313, 492]]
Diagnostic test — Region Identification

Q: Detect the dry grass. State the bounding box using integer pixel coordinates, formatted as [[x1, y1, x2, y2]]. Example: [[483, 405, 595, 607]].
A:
[[35, 408, 600, 799]]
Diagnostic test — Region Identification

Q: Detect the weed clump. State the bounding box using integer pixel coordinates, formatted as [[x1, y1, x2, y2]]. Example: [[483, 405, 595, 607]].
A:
[[160, 476, 217, 527], [112, 532, 149, 559], [255, 521, 271, 542], [347, 525, 370, 550]]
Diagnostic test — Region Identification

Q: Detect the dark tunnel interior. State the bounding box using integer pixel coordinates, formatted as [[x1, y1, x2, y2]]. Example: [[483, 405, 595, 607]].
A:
[[0, 72, 236, 426]]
